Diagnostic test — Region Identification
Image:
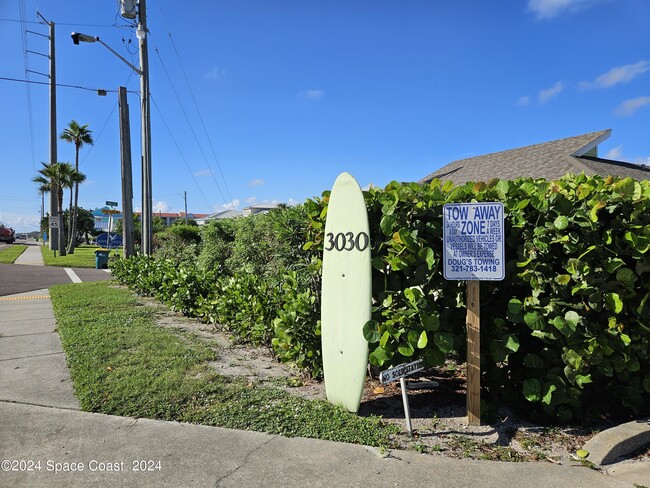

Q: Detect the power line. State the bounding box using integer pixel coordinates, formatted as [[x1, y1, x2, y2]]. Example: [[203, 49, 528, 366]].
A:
[[158, 8, 236, 210], [149, 32, 233, 210], [150, 95, 213, 211], [0, 76, 115, 93], [19, 0, 36, 171], [0, 18, 133, 28], [80, 103, 118, 165], [81, 71, 136, 165]]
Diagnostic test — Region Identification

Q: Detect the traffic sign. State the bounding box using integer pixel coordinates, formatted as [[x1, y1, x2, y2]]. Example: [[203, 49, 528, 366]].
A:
[[443, 202, 505, 281], [96, 232, 123, 248], [378, 358, 425, 436], [442, 201, 505, 426], [49, 216, 60, 229], [106, 201, 118, 207], [379, 359, 425, 384]]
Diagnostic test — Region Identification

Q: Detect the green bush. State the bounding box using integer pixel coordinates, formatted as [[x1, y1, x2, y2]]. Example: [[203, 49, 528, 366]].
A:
[[197, 219, 237, 274], [302, 174, 650, 422], [225, 213, 279, 278], [272, 270, 322, 376], [196, 272, 280, 346], [155, 225, 201, 266], [113, 174, 650, 422]]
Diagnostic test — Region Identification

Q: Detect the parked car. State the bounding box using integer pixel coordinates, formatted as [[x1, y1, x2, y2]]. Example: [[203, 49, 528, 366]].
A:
[[0, 224, 15, 244]]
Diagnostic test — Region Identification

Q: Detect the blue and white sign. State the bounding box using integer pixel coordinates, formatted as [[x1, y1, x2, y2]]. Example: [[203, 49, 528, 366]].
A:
[[96, 232, 123, 248], [443, 202, 505, 281]]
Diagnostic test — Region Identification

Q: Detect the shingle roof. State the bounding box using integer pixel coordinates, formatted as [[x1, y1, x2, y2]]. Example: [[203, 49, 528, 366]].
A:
[[419, 129, 650, 184]]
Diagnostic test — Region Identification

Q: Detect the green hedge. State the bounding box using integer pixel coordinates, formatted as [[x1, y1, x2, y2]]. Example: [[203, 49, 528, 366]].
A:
[[112, 174, 650, 422], [301, 174, 650, 422]]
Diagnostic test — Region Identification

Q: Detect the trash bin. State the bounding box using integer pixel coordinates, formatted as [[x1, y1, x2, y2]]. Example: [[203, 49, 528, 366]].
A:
[[95, 249, 110, 269]]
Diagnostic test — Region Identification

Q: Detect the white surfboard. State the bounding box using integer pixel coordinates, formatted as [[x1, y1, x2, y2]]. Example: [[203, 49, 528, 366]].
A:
[[321, 172, 371, 413]]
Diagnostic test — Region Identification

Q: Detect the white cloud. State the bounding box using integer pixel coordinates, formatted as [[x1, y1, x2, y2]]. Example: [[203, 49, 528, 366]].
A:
[[580, 60, 650, 90], [517, 95, 531, 107], [194, 169, 213, 177], [204, 66, 224, 81], [604, 145, 624, 160], [0, 212, 41, 232], [249, 178, 265, 187], [153, 201, 169, 213], [528, 0, 599, 19], [244, 196, 257, 204], [538, 81, 564, 104], [221, 199, 240, 210], [614, 96, 650, 117], [298, 89, 324, 100]]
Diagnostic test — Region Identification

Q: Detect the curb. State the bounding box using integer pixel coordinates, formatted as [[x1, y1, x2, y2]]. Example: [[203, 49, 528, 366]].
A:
[[583, 418, 650, 465]]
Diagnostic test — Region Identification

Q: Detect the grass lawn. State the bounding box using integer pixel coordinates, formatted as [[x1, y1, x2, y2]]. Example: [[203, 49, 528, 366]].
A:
[[41, 245, 120, 268], [0, 245, 27, 264], [50, 281, 397, 447]]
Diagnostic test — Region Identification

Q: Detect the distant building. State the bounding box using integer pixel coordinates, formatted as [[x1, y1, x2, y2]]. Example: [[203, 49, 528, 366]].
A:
[[152, 211, 209, 226], [199, 203, 284, 225], [419, 129, 650, 184], [242, 203, 282, 217], [92, 208, 209, 231], [92, 208, 122, 231], [195, 209, 241, 225]]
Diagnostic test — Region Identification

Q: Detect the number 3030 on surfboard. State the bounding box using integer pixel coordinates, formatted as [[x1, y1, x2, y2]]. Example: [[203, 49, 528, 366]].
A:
[[324, 231, 370, 252]]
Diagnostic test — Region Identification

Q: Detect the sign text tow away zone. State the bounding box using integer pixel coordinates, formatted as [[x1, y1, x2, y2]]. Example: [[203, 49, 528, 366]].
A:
[[443, 202, 505, 281]]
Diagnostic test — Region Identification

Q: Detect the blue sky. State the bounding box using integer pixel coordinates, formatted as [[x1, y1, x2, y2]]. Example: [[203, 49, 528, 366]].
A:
[[1, 0, 649, 232]]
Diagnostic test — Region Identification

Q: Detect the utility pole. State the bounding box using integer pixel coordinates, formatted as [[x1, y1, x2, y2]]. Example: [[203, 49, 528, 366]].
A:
[[38, 12, 59, 251], [118, 86, 135, 258], [184, 191, 188, 224], [137, 0, 153, 255]]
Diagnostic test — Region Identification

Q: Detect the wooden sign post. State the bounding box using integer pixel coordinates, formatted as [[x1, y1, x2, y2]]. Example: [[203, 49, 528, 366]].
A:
[[443, 203, 505, 426], [466, 280, 481, 425]]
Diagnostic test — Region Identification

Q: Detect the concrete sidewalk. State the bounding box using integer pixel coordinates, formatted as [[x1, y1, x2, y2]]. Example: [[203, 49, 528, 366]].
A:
[[13, 242, 46, 266], [0, 401, 635, 488], [0, 290, 78, 409], [0, 289, 646, 487]]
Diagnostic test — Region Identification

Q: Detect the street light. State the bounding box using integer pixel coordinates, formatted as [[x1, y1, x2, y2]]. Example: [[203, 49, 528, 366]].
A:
[[71, 33, 142, 75], [70, 24, 152, 255]]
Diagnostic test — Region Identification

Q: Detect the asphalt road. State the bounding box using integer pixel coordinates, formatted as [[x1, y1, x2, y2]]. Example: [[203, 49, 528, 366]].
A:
[[0, 261, 112, 297]]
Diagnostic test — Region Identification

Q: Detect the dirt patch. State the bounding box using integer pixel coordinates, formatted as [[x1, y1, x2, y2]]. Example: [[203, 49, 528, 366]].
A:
[[145, 296, 645, 464]]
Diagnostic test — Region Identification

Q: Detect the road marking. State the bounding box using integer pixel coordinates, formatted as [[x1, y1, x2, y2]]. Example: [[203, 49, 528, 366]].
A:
[[0, 295, 50, 301], [64, 268, 82, 283]]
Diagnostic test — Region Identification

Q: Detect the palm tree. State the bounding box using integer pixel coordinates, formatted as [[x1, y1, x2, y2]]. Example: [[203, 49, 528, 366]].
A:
[[60, 120, 93, 254], [65, 170, 87, 249], [33, 162, 77, 257], [35, 182, 49, 234]]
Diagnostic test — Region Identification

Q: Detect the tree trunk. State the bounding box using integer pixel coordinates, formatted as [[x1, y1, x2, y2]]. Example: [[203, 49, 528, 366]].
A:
[[68, 147, 80, 255], [66, 185, 74, 254], [57, 189, 66, 257]]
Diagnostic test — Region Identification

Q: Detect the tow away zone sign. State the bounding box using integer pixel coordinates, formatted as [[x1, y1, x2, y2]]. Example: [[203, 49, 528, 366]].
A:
[[443, 202, 505, 281]]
